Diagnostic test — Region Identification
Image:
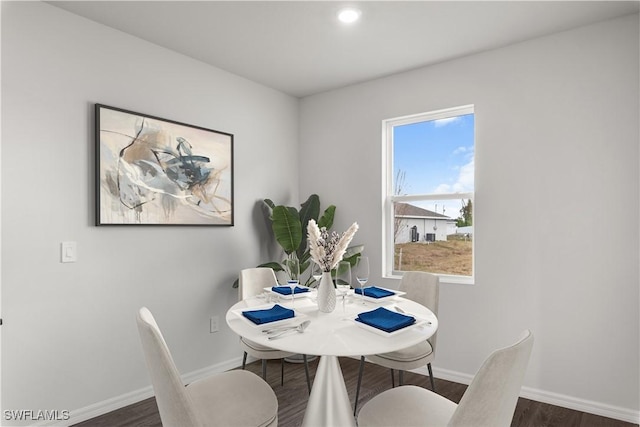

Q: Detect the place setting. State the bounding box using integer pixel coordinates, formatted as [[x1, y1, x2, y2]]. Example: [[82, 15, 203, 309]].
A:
[[254, 257, 316, 305], [266, 285, 313, 299], [350, 304, 433, 336], [350, 256, 406, 305], [353, 285, 406, 303], [231, 302, 309, 330]]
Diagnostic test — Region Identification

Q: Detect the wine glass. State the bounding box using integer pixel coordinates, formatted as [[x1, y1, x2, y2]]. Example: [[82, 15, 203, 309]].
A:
[[284, 255, 300, 308], [311, 262, 323, 286], [354, 256, 369, 304], [334, 261, 352, 312]]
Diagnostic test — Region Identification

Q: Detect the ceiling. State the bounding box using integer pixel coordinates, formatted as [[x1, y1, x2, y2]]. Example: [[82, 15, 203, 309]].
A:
[[49, 1, 639, 98]]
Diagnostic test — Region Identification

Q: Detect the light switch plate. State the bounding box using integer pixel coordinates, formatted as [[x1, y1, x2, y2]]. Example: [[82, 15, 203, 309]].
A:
[[210, 316, 219, 333], [61, 241, 77, 263]]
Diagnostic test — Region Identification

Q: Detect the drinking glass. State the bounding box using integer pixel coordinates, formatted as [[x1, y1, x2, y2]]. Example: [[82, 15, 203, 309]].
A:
[[354, 256, 369, 304], [334, 261, 352, 311], [311, 262, 323, 286], [284, 255, 300, 308]]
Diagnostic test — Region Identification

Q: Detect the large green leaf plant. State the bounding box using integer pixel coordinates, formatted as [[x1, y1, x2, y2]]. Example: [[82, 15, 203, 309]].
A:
[[233, 194, 363, 288]]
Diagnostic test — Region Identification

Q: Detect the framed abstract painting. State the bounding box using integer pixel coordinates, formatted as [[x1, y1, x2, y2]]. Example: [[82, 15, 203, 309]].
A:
[[95, 104, 234, 225]]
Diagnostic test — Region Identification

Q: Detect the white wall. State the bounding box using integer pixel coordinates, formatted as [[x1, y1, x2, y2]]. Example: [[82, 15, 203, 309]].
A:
[[300, 14, 639, 421], [1, 1, 298, 424]]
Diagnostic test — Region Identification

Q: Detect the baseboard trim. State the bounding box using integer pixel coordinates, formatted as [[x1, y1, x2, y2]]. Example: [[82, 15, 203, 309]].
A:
[[63, 385, 155, 427], [519, 387, 640, 425], [425, 366, 640, 424], [58, 356, 244, 427]]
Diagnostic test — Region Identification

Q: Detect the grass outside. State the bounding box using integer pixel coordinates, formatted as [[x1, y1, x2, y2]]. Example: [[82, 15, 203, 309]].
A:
[[395, 236, 472, 276]]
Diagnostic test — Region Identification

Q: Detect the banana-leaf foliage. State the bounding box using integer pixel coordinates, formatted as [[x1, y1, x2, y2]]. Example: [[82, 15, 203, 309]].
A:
[[232, 194, 363, 288]]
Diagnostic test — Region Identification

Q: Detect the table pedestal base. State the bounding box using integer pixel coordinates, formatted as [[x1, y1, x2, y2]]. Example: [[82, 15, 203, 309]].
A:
[[302, 355, 356, 427]]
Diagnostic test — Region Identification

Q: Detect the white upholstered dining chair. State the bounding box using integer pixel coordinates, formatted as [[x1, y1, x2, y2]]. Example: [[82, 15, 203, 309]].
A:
[[357, 329, 534, 427], [354, 271, 439, 414], [238, 267, 312, 392], [136, 307, 278, 427]]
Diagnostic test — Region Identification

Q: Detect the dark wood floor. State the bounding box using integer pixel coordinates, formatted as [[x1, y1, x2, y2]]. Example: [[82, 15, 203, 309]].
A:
[[74, 357, 637, 427]]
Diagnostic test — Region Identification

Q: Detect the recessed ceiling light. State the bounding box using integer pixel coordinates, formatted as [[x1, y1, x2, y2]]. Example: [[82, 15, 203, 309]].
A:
[[337, 8, 361, 24]]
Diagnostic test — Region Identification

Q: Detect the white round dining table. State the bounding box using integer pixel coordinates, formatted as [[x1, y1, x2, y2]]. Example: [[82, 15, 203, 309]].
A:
[[226, 290, 438, 427]]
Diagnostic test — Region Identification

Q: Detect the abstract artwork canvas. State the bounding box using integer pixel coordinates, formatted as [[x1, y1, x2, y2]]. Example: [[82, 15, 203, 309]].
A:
[[96, 104, 233, 225]]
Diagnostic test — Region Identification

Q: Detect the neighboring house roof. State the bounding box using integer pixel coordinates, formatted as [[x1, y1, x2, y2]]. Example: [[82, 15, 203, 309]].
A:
[[395, 202, 452, 219]]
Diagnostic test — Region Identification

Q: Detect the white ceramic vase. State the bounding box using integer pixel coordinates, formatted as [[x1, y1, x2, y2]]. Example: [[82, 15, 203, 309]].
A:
[[317, 271, 337, 313]]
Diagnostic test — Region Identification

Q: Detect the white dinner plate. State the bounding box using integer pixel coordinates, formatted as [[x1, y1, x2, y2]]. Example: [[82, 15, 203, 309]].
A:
[[351, 315, 430, 336], [264, 285, 315, 299], [232, 303, 308, 328], [352, 286, 406, 303]]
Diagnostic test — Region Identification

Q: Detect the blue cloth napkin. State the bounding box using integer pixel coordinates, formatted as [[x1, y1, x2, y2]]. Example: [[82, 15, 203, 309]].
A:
[[354, 286, 395, 299], [356, 307, 415, 333], [271, 286, 310, 296], [242, 304, 295, 325]]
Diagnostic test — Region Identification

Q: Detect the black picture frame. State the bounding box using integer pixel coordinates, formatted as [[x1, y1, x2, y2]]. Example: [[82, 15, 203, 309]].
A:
[[95, 104, 234, 226]]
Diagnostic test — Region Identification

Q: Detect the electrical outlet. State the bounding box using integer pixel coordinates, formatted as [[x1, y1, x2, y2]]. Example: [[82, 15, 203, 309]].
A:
[[210, 316, 219, 333]]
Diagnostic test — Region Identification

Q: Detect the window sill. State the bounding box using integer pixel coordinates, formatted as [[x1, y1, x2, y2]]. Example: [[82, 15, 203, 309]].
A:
[[384, 272, 475, 286]]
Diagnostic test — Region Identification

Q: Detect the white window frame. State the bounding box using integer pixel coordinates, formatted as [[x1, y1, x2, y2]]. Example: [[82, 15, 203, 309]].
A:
[[382, 105, 475, 285]]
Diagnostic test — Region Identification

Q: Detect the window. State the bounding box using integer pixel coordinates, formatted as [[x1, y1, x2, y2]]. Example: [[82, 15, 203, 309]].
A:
[[383, 105, 475, 283]]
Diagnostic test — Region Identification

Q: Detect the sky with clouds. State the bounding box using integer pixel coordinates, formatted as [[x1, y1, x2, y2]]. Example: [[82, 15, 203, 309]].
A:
[[394, 113, 474, 220]]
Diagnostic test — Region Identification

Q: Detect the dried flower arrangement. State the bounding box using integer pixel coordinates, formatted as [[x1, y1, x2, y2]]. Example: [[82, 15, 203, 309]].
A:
[[307, 219, 359, 272]]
